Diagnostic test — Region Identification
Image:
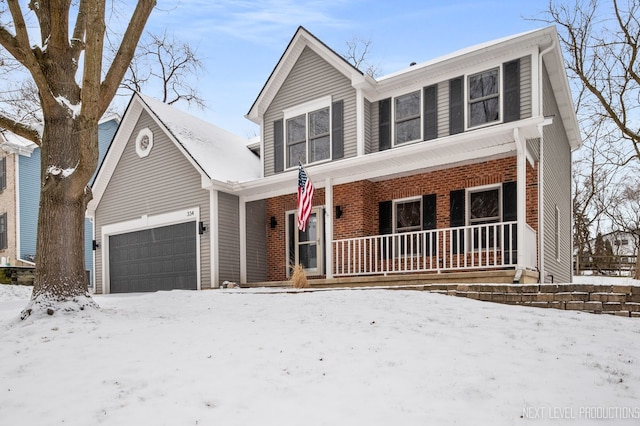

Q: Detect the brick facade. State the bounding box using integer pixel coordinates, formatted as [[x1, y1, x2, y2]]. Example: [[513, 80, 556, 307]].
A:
[[265, 155, 539, 281]]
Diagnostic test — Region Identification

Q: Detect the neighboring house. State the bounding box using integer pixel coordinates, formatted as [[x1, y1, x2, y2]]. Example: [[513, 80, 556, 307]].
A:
[[588, 231, 639, 257], [90, 25, 580, 294], [0, 116, 118, 286], [0, 130, 37, 267]]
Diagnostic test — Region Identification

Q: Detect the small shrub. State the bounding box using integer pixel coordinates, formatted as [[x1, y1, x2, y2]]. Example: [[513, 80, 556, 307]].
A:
[[290, 264, 309, 289]]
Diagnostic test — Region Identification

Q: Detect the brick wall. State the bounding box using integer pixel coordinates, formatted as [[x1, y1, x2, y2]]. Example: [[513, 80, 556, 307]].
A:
[[265, 156, 539, 281]]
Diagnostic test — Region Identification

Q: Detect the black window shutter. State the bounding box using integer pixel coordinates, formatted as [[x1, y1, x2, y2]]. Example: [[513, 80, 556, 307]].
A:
[[332, 100, 344, 160], [449, 77, 464, 135], [273, 119, 284, 173], [379, 200, 393, 259], [503, 59, 520, 123], [449, 189, 465, 227], [449, 189, 465, 254], [423, 85, 438, 140], [378, 98, 391, 151], [502, 181, 517, 221], [378, 201, 393, 235], [502, 181, 518, 264], [422, 194, 437, 255], [422, 194, 437, 230]]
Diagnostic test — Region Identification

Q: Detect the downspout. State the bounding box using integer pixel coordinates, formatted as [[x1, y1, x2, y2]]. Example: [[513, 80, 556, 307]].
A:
[[356, 88, 365, 157], [538, 40, 556, 282]]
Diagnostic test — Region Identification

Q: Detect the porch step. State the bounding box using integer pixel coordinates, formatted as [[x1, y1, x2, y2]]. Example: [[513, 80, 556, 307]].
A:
[[243, 269, 540, 289]]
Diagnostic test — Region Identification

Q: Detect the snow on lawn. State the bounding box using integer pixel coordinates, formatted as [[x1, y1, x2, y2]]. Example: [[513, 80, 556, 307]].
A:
[[1, 284, 639, 425]]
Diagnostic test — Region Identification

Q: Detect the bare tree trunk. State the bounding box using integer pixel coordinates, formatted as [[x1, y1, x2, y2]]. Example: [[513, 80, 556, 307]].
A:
[[635, 249, 640, 280], [21, 114, 99, 318]]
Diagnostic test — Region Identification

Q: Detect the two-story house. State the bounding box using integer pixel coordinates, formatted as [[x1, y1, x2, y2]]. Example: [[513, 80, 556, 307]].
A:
[[241, 25, 580, 285], [89, 25, 580, 294]]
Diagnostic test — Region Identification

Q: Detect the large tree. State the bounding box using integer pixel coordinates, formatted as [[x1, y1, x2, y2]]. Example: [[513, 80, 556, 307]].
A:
[[0, 0, 156, 318], [544, 0, 640, 164]]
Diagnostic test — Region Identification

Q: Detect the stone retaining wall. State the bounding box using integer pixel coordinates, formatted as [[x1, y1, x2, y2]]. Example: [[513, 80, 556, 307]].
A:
[[395, 283, 640, 318], [0, 267, 35, 286]]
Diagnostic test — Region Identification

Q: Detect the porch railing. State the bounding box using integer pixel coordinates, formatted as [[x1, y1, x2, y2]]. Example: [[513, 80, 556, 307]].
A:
[[333, 221, 537, 277]]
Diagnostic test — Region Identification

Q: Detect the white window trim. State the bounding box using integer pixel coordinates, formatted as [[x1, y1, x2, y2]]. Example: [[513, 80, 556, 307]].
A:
[[466, 66, 503, 131], [283, 96, 332, 170], [555, 205, 560, 262], [466, 184, 503, 226], [392, 196, 422, 233], [285, 206, 324, 276], [392, 90, 423, 147]]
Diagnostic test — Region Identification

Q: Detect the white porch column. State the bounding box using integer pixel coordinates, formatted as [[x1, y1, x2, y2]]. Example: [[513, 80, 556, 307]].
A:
[[210, 188, 219, 288], [239, 196, 247, 284], [325, 178, 334, 279], [514, 128, 527, 269]]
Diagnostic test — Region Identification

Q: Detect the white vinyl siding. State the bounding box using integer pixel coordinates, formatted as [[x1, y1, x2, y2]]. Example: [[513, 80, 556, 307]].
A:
[[541, 63, 572, 282]]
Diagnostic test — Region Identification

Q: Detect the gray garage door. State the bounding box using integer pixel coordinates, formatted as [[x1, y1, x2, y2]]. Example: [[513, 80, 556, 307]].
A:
[[109, 221, 197, 293]]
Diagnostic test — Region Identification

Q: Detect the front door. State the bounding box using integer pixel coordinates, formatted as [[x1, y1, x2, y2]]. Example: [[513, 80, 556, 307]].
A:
[[288, 206, 324, 276]]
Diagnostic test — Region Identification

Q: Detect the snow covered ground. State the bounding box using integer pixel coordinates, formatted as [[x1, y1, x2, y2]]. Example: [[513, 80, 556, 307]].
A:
[[1, 282, 639, 425]]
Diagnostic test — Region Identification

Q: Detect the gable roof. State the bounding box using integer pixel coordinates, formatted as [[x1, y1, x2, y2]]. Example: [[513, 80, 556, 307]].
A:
[[89, 93, 260, 213], [246, 26, 371, 122], [247, 25, 580, 151]]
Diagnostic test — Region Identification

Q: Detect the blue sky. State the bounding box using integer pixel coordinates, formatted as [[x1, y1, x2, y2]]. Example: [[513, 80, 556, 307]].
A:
[[144, 0, 555, 137]]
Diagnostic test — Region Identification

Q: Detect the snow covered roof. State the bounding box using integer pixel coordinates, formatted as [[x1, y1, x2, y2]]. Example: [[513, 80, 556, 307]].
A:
[[138, 94, 260, 183], [0, 129, 37, 156]]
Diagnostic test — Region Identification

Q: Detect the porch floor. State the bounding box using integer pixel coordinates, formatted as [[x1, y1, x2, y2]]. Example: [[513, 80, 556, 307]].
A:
[[243, 269, 540, 289]]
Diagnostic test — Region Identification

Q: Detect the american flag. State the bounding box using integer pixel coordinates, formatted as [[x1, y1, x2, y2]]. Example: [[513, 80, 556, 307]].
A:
[[297, 162, 314, 232]]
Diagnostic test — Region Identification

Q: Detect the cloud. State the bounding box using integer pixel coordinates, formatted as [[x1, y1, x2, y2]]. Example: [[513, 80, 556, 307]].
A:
[[151, 0, 355, 46]]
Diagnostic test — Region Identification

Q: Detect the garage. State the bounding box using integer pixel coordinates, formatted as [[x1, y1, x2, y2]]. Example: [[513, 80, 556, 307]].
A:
[[109, 221, 197, 293]]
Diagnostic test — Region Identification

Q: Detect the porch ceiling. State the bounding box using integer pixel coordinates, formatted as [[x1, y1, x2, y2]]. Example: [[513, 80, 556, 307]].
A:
[[233, 116, 545, 201]]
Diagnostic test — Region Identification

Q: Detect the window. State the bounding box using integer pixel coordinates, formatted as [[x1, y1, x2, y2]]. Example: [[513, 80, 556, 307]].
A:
[[393, 198, 422, 256], [394, 198, 422, 233], [287, 206, 324, 275], [395, 91, 421, 144], [0, 212, 6, 250], [469, 187, 500, 225], [468, 68, 500, 127], [284, 97, 331, 168], [0, 156, 6, 191], [468, 186, 501, 249]]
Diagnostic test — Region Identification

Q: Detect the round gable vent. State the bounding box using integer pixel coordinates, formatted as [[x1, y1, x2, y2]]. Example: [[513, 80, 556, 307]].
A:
[[135, 128, 154, 158]]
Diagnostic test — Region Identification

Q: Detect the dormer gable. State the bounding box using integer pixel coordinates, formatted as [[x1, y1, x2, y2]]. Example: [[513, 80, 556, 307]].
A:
[[246, 26, 372, 123]]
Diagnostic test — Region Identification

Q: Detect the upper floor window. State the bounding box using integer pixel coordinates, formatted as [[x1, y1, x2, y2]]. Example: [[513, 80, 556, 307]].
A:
[[284, 97, 331, 168], [395, 91, 421, 144], [468, 68, 499, 127], [0, 156, 6, 191]]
